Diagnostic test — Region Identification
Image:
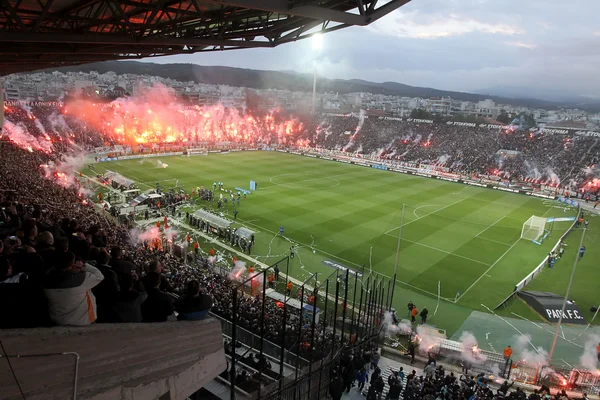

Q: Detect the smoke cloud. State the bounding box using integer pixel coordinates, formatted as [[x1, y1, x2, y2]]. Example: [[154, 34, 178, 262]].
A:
[[65, 83, 304, 146], [382, 311, 413, 335], [130, 226, 161, 244], [3, 120, 54, 153], [458, 331, 487, 365], [229, 260, 247, 281], [580, 334, 600, 370], [513, 334, 548, 365]]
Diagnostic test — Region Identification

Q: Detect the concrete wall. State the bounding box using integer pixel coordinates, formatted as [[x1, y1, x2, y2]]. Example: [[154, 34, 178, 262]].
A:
[[0, 319, 226, 400]]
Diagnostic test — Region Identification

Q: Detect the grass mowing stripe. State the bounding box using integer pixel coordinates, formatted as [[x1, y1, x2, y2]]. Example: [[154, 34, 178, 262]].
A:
[[388, 236, 492, 266], [454, 237, 521, 303], [385, 195, 473, 235], [475, 215, 506, 237], [455, 204, 556, 304], [90, 151, 584, 332]]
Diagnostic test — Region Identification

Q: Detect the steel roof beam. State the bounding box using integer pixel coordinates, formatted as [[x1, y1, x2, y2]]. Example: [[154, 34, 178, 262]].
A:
[[201, 0, 369, 25], [0, 32, 275, 47]]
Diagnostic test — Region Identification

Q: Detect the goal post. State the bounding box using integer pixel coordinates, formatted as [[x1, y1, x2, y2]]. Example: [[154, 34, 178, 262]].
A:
[[521, 216, 548, 244]]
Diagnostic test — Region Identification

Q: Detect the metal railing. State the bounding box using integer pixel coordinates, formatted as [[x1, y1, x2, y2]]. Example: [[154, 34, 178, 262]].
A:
[[224, 257, 396, 400]]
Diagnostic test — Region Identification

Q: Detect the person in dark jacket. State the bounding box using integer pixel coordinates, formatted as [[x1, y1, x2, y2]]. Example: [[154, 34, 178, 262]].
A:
[[141, 259, 174, 294], [388, 378, 402, 400], [92, 248, 120, 322], [329, 372, 344, 400], [374, 375, 385, 400], [113, 272, 147, 322], [498, 380, 514, 396], [342, 363, 355, 393], [110, 246, 138, 278], [141, 272, 174, 322], [420, 307, 429, 324], [174, 280, 212, 320]]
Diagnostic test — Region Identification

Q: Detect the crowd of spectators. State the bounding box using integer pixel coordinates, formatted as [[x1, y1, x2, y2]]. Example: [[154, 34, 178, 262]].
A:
[[4, 104, 599, 194], [292, 115, 600, 193], [0, 135, 338, 389], [330, 347, 569, 400]]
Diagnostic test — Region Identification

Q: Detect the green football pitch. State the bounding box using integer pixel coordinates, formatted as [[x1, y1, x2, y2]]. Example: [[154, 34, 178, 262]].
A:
[[91, 151, 598, 336]]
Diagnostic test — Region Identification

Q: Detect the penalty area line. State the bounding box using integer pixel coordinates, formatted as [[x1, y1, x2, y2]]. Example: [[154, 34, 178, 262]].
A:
[[475, 215, 505, 238], [455, 237, 521, 303], [383, 235, 492, 267]]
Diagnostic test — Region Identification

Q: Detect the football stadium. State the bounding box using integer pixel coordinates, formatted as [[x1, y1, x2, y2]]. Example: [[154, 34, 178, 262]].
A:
[[1, 97, 599, 400], [1, 1, 600, 400]]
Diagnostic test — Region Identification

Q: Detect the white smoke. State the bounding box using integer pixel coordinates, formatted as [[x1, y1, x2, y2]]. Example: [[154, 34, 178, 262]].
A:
[[164, 227, 178, 241], [438, 154, 450, 164], [40, 152, 92, 198], [156, 159, 168, 168], [458, 331, 487, 365], [580, 334, 600, 370], [355, 109, 366, 133], [415, 325, 443, 355], [382, 311, 413, 335], [513, 334, 548, 365], [545, 167, 561, 185], [3, 120, 54, 153], [524, 160, 542, 180], [229, 260, 247, 281]]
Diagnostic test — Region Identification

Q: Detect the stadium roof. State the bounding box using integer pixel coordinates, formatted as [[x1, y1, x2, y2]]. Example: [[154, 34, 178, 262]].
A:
[[0, 0, 411, 75]]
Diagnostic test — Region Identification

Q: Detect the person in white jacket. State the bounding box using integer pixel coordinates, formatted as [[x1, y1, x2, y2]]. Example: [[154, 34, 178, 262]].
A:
[[44, 252, 104, 326]]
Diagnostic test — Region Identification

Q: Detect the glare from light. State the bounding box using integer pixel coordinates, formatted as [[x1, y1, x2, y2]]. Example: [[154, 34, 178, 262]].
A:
[[312, 33, 323, 51]]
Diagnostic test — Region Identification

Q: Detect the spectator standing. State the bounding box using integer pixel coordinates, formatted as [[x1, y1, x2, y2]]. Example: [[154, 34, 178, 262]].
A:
[[92, 248, 120, 322], [110, 246, 137, 277], [356, 368, 368, 392], [141, 272, 174, 322], [43, 252, 104, 326], [142, 259, 175, 294], [113, 272, 147, 322], [174, 280, 213, 320], [329, 372, 343, 400]]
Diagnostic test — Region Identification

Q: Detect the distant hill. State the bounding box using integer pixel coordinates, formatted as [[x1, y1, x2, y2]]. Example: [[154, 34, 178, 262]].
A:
[[42, 61, 580, 109]]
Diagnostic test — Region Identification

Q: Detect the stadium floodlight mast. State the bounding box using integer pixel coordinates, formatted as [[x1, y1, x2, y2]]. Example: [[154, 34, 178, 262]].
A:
[[311, 33, 323, 113], [547, 227, 587, 365]]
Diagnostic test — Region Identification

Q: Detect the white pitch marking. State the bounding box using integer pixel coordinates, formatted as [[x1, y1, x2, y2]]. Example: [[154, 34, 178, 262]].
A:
[[475, 215, 505, 238], [455, 237, 521, 303], [413, 204, 444, 219], [385, 196, 472, 235], [386, 237, 492, 267]]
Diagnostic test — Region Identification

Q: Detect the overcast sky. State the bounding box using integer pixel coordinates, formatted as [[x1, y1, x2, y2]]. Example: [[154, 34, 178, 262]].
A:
[[147, 0, 600, 99]]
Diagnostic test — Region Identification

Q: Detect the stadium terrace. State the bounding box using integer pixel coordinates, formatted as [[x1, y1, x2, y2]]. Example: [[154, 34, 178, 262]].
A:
[[2, 101, 600, 194], [1, 96, 599, 400]]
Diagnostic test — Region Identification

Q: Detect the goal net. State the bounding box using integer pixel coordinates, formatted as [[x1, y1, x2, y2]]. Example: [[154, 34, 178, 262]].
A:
[[187, 148, 208, 157], [521, 216, 547, 242]]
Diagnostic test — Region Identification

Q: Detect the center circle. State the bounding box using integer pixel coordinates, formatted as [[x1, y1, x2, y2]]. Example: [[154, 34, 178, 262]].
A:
[[270, 173, 340, 189]]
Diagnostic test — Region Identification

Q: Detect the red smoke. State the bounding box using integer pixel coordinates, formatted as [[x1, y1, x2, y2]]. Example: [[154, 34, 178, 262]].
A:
[[65, 84, 304, 146]]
